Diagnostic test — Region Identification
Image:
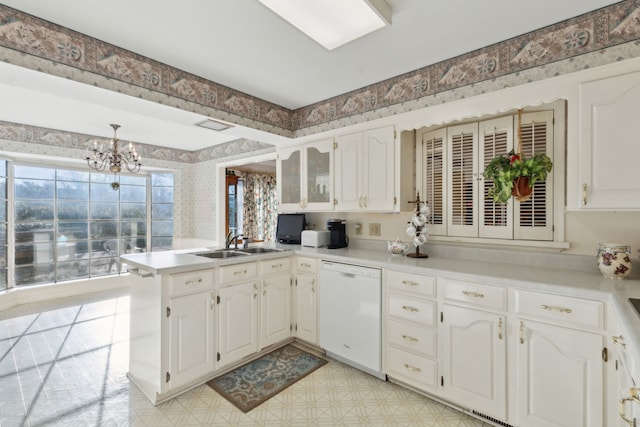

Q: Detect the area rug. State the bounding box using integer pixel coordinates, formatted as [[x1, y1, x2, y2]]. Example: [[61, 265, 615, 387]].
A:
[[207, 344, 327, 412]]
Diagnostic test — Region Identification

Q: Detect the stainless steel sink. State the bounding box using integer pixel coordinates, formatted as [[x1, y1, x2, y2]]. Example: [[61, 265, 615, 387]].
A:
[[237, 247, 285, 254], [193, 250, 251, 259]]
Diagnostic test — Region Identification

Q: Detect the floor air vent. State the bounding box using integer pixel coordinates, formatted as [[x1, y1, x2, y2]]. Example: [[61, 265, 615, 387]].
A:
[[471, 410, 513, 427]]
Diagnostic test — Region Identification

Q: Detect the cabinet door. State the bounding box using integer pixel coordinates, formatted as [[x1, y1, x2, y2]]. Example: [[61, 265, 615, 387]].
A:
[[277, 147, 302, 211], [260, 274, 291, 348], [218, 281, 258, 367], [362, 126, 395, 211], [305, 140, 334, 210], [295, 273, 317, 344], [168, 291, 215, 389], [334, 132, 361, 211], [516, 319, 604, 427], [440, 304, 506, 421], [578, 71, 640, 210], [446, 123, 479, 237]]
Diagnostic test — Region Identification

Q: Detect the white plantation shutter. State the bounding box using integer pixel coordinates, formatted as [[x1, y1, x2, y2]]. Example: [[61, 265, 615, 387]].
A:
[[447, 123, 478, 237], [420, 128, 447, 235], [515, 111, 554, 240], [479, 116, 514, 239]]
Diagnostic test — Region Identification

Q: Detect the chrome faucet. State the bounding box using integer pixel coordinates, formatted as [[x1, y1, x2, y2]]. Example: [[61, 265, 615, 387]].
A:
[[225, 232, 242, 249]]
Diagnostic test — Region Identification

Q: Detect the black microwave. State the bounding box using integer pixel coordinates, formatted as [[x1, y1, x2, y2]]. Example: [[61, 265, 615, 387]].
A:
[[276, 213, 306, 244]]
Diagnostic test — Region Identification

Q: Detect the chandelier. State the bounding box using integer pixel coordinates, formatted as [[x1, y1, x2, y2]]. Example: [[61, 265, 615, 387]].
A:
[[86, 124, 142, 190]]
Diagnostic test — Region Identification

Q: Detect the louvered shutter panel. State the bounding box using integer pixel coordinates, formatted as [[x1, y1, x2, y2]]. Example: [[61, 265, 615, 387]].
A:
[[447, 123, 478, 237], [420, 128, 447, 235], [514, 111, 554, 240], [479, 116, 514, 239]]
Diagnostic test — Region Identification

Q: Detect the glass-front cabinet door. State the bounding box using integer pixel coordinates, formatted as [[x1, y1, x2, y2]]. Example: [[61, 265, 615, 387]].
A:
[[276, 139, 334, 212], [277, 148, 301, 210]]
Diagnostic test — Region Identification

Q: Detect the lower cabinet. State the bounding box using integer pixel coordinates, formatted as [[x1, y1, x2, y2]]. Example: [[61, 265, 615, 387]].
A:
[[260, 261, 292, 348], [516, 319, 604, 427], [218, 276, 259, 368], [294, 257, 318, 345], [440, 304, 506, 421], [168, 290, 216, 390]]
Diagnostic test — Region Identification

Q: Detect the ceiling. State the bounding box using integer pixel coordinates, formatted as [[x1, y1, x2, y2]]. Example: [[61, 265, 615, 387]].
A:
[[0, 0, 621, 151]]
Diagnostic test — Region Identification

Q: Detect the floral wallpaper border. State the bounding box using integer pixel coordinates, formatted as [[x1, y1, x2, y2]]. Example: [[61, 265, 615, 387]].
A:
[[0, 120, 273, 164], [1, 1, 640, 139]]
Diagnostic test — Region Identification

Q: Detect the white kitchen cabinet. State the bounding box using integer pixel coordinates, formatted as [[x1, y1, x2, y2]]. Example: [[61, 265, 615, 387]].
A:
[[218, 262, 258, 367], [294, 257, 318, 345], [276, 139, 334, 211], [577, 71, 640, 210], [439, 278, 507, 422], [335, 126, 396, 211], [385, 270, 438, 393], [128, 267, 216, 404], [516, 319, 604, 427], [218, 280, 259, 367], [514, 289, 605, 427], [168, 290, 216, 390], [259, 258, 291, 349]]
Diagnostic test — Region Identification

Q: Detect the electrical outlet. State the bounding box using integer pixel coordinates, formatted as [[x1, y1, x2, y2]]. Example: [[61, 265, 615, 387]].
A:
[[369, 223, 381, 236], [355, 223, 362, 235]]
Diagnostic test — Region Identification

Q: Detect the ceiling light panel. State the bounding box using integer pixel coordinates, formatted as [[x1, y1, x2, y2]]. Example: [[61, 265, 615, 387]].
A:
[[258, 0, 391, 50]]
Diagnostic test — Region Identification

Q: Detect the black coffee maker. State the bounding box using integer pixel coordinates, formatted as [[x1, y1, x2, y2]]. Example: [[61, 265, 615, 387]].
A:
[[327, 219, 348, 249]]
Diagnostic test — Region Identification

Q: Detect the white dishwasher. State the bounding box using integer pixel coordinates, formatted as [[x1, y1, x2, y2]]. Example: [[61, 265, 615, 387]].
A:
[[319, 261, 384, 379]]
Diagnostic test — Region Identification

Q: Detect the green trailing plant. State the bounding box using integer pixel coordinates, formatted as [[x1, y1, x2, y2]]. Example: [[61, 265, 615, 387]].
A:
[[483, 149, 553, 203]]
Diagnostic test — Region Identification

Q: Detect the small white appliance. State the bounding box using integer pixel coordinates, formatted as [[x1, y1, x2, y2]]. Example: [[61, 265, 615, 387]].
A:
[[301, 230, 330, 248]]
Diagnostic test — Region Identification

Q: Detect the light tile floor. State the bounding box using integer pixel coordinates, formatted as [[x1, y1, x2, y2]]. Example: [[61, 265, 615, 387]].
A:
[[0, 289, 491, 426]]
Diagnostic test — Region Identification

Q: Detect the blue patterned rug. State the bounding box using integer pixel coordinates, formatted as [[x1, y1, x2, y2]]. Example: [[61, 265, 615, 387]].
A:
[[207, 344, 328, 412]]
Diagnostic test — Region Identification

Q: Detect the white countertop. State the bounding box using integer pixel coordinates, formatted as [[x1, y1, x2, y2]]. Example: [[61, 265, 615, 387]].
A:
[[122, 243, 640, 375]]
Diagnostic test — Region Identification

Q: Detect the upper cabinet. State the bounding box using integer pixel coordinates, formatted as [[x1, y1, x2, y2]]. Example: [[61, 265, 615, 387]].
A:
[[277, 139, 334, 212], [335, 126, 396, 212], [578, 71, 640, 210]]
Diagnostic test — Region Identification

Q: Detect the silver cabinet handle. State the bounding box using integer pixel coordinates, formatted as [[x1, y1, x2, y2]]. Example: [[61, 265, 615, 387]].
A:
[[402, 280, 419, 286], [463, 290, 485, 299], [613, 335, 627, 349], [540, 304, 572, 314], [185, 277, 203, 285], [402, 305, 419, 312], [402, 334, 419, 342], [253, 282, 258, 299], [311, 278, 315, 293], [300, 263, 311, 268], [233, 269, 248, 276], [263, 280, 268, 296], [403, 363, 422, 373], [271, 263, 283, 269], [582, 183, 588, 206], [498, 317, 503, 340], [519, 321, 525, 344]]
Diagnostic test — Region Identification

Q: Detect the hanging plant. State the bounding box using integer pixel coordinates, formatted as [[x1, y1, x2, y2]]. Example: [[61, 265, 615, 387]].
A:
[[483, 110, 553, 204]]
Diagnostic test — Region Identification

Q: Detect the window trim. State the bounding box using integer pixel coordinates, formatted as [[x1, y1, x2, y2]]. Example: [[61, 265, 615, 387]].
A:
[[415, 100, 567, 250]]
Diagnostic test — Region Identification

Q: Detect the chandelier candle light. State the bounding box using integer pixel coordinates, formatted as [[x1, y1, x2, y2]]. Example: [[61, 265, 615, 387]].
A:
[[86, 124, 142, 190]]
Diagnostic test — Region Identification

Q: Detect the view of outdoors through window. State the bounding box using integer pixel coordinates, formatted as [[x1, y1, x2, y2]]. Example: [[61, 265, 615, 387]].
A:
[[4, 162, 174, 288]]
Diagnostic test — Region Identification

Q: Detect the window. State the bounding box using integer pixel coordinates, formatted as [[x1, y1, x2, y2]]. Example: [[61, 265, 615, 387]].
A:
[[0, 160, 6, 291], [417, 108, 555, 242], [6, 162, 173, 287]]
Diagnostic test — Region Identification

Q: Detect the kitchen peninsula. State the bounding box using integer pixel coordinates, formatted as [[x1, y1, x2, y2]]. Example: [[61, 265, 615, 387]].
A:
[[122, 244, 640, 426]]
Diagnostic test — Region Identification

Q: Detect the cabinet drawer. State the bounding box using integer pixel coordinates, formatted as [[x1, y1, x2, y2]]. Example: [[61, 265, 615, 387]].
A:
[[295, 257, 317, 274], [168, 269, 215, 295], [388, 294, 436, 326], [219, 262, 257, 285], [386, 346, 437, 392], [387, 270, 435, 298], [515, 290, 604, 330], [387, 318, 436, 357], [260, 258, 290, 276], [442, 279, 506, 311]]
